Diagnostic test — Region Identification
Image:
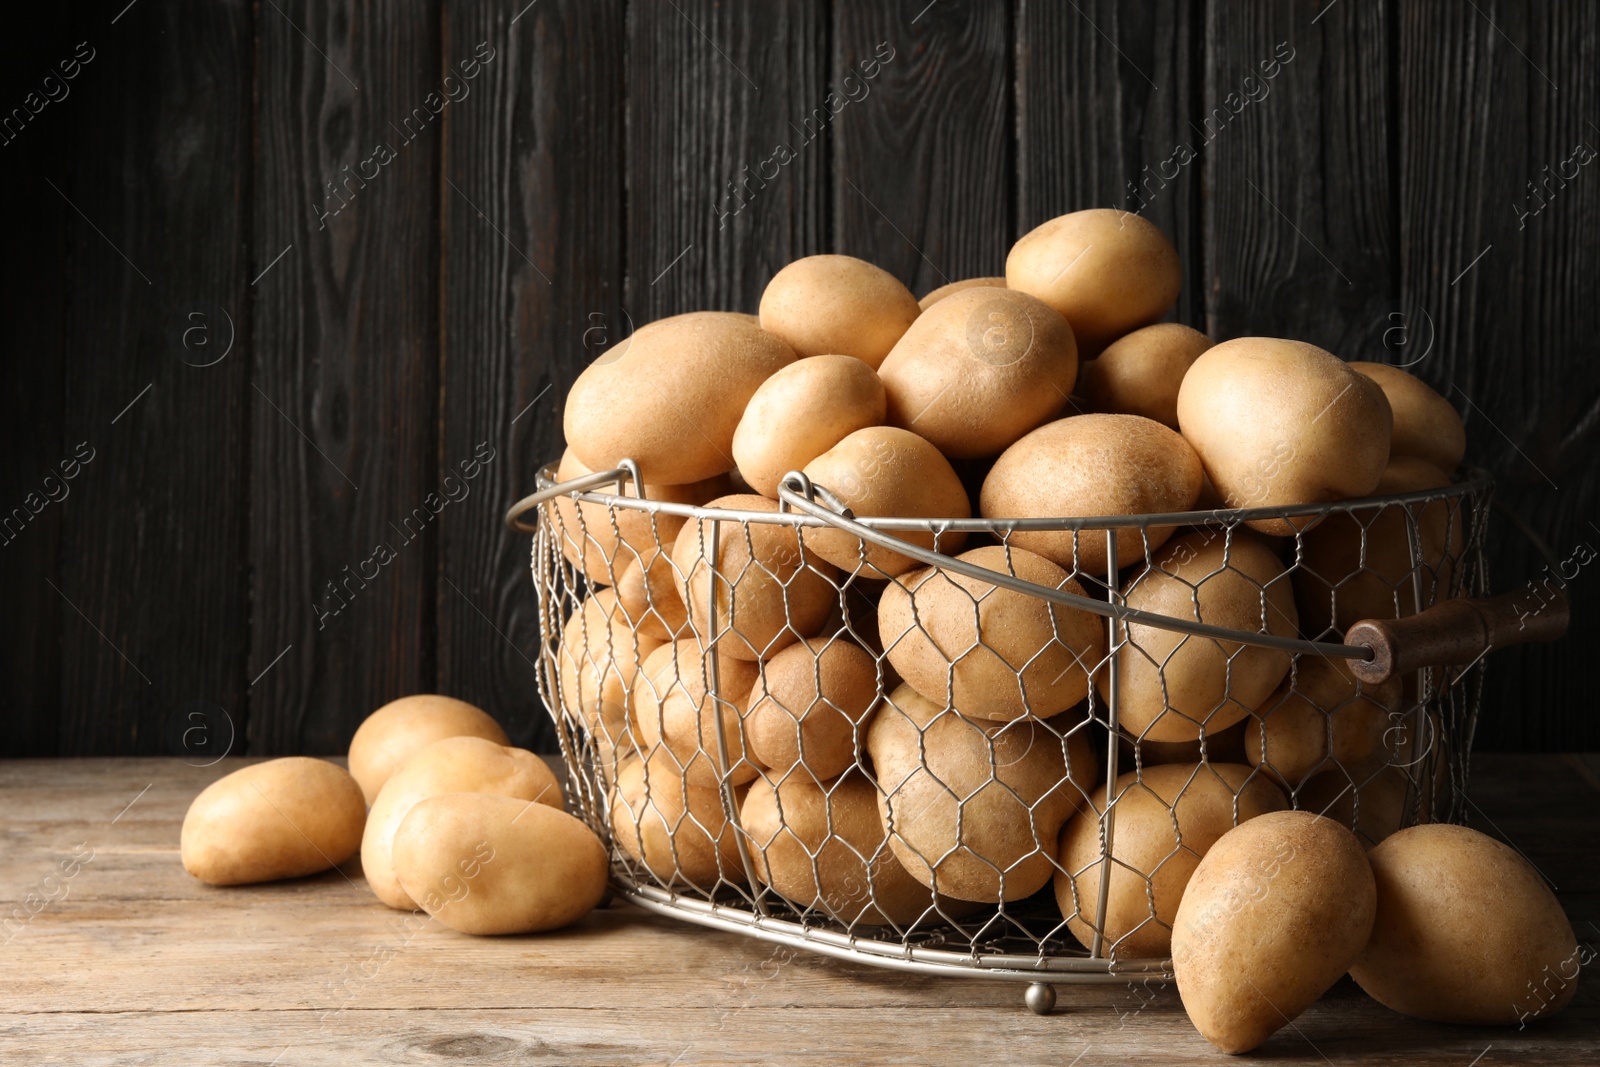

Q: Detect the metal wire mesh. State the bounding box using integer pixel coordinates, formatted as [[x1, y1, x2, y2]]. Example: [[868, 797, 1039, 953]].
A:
[[522, 461, 1492, 984]]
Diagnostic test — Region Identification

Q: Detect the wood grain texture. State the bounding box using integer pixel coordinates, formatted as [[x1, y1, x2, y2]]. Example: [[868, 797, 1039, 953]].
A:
[[833, 0, 1012, 296], [1397, 0, 1600, 751], [1015, 0, 1203, 326], [437, 0, 625, 753], [251, 0, 442, 754], [1, 756, 1595, 1065], [54, 1, 253, 755]]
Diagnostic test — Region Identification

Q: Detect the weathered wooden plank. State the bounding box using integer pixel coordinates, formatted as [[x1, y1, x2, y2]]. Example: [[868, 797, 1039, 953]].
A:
[[251, 0, 442, 753], [834, 1, 1012, 294], [437, 0, 625, 753]]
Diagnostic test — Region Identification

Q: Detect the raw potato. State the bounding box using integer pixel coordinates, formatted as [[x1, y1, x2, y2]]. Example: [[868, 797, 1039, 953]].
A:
[[1055, 763, 1288, 958], [672, 494, 840, 661], [610, 751, 746, 888], [1295, 765, 1423, 847], [732, 354, 887, 498], [1079, 323, 1214, 429], [1176, 337, 1394, 535], [867, 684, 1096, 902], [1120, 719, 1248, 767], [1350, 824, 1580, 1025], [745, 636, 882, 780], [181, 758, 366, 886], [1351, 362, 1467, 474], [878, 287, 1078, 459], [1006, 209, 1182, 354], [563, 311, 796, 484], [878, 545, 1105, 722], [742, 772, 951, 926], [348, 695, 509, 806], [800, 426, 970, 578], [1245, 655, 1405, 789], [392, 792, 607, 935], [361, 736, 563, 911], [556, 589, 665, 767], [757, 255, 921, 369], [980, 413, 1205, 575], [614, 543, 689, 642], [1101, 531, 1297, 743], [1173, 811, 1377, 1054], [633, 640, 763, 787], [918, 276, 1006, 311]]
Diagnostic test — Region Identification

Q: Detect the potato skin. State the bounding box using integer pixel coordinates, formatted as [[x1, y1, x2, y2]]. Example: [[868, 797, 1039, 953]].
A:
[[745, 636, 881, 780], [392, 792, 607, 936], [918, 276, 1006, 311], [632, 639, 762, 787], [732, 354, 887, 498], [181, 758, 366, 886], [556, 589, 665, 770], [610, 753, 745, 888], [1349, 824, 1580, 1025], [1350, 362, 1466, 474], [348, 695, 509, 806], [1245, 654, 1405, 790], [1079, 323, 1214, 429], [758, 255, 921, 369], [1173, 811, 1376, 1054]]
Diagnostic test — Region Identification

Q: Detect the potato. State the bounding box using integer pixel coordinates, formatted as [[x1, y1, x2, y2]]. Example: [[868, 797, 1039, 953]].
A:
[[878, 545, 1105, 722], [757, 255, 921, 369], [564, 311, 796, 484], [1119, 719, 1248, 767], [732, 354, 887, 498], [1101, 531, 1297, 743], [348, 695, 509, 805], [1351, 362, 1466, 474], [1294, 765, 1422, 847], [878, 287, 1078, 459], [1006, 209, 1181, 354], [1176, 337, 1393, 535], [361, 736, 562, 910], [1351, 825, 1579, 1025], [391, 792, 606, 935], [867, 684, 1096, 902], [547, 448, 728, 586], [610, 751, 746, 888], [181, 758, 366, 886], [633, 640, 762, 787], [1079, 323, 1213, 429], [1245, 654, 1405, 789], [800, 426, 970, 578], [614, 543, 689, 642], [745, 636, 881, 781], [980, 413, 1205, 575], [918, 276, 1006, 311], [742, 772, 951, 926], [1293, 456, 1463, 635], [1056, 763, 1288, 958], [556, 589, 665, 767], [672, 494, 839, 661], [1173, 811, 1377, 1054]]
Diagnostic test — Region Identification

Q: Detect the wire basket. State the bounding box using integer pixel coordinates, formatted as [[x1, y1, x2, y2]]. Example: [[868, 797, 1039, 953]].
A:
[[506, 459, 1562, 1010]]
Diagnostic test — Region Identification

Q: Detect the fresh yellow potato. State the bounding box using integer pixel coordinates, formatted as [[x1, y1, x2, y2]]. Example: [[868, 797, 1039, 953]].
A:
[[361, 736, 562, 910], [980, 413, 1205, 575], [1245, 654, 1405, 789], [1101, 531, 1297, 743], [800, 426, 970, 578], [610, 752, 745, 888], [556, 589, 664, 769], [867, 684, 1096, 902], [1173, 811, 1376, 1054], [1350, 825, 1579, 1025], [632, 640, 762, 787], [1056, 763, 1287, 958], [877, 545, 1105, 722], [672, 494, 839, 661], [878, 287, 1078, 459], [1079, 323, 1213, 429], [1350, 362, 1466, 474], [391, 792, 606, 935], [181, 758, 366, 886], [1176, 337, 1393, 535], [563, 312, 796, 484], [918, 276, 1006, 310], [1006, 209, 1181, 354], [757, 255, 921, 369], [745, 636, 881, 780], [348, 695, 509, 805], [613, 542, 689, 642], [731, 354, 887, 498]]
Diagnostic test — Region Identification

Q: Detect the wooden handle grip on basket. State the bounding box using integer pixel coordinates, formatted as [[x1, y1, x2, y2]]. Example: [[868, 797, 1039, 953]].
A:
[[1344, 589, 1570, 685]]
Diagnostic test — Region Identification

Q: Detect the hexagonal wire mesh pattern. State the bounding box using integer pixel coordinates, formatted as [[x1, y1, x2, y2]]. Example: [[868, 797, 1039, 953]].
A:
[[509, 460, 1492, 987]]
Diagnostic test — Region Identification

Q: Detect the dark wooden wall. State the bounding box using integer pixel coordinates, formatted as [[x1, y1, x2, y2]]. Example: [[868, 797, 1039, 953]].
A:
[[2, 0, 1596, 757]]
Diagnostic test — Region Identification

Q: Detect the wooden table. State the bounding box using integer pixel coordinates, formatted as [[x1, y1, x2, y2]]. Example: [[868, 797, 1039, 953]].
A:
[[3, 756, 1596, 1066]]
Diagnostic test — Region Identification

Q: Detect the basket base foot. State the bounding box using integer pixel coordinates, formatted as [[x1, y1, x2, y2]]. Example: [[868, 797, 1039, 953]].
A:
[[1025, 982, 1056, 1015]]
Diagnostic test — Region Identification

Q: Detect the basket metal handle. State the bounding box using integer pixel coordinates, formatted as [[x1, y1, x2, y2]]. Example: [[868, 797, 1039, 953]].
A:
[[1345, 588, 1570, 685], [503, 460, 644, 535]]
